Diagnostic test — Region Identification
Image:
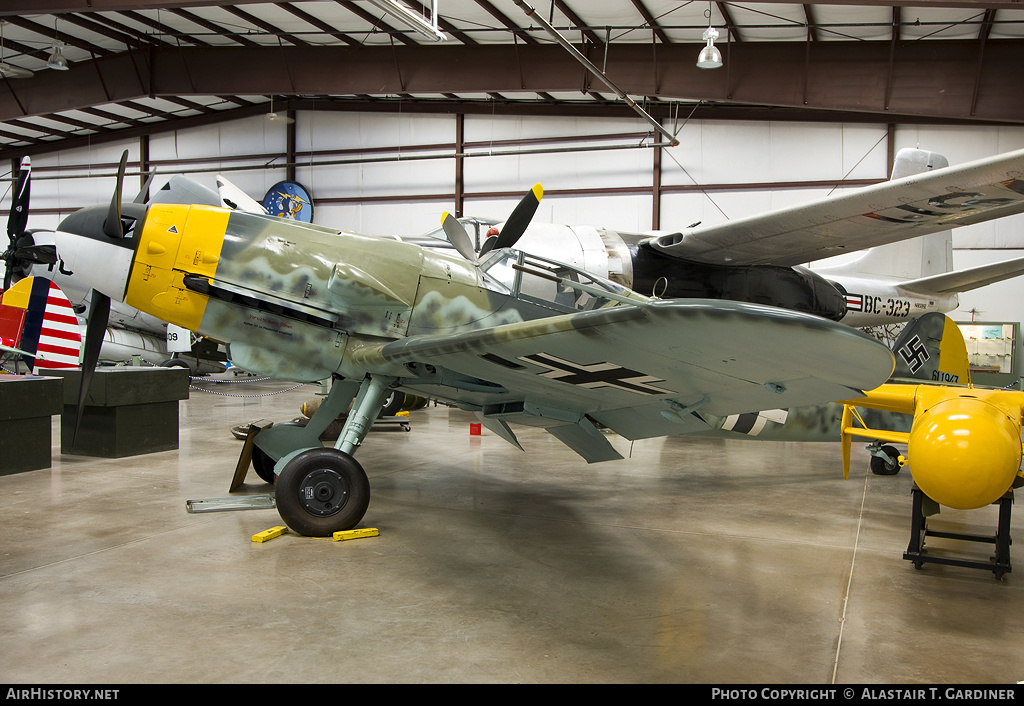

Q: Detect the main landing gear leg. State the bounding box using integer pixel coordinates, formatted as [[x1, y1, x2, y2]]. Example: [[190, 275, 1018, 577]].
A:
[[275, 375, 395, 537]]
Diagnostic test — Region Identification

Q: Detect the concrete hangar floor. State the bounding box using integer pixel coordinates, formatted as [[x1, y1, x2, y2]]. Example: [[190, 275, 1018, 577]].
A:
[[1, 374, 1022, 685]]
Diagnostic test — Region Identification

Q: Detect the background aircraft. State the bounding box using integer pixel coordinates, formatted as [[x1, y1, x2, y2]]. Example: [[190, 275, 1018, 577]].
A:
[[0, 275, 82, 373], [52, 152, 896, 537], [400, 148, 1024, 330]]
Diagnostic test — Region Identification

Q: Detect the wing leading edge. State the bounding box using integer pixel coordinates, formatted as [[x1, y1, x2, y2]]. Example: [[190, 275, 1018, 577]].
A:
[[649, 148, 1024, 267], [352, 299, 896, 462]]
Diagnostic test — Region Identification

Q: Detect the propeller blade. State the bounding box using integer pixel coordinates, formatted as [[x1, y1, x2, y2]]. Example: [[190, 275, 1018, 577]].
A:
[[133, 172, 155, 204], [4, 157, 31, 290], [492, 183, 542, 251], [6, 157, 30, 241], [103, 151, 129, 239], [73, 291, 110, 445], [441, 211, 478, 263], [478, 236, 499, 258]]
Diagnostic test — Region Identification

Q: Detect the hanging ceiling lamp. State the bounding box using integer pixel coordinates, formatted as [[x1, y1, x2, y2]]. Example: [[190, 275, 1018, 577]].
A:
[[47, 44, 69, 70], [696, 5, 723, 70]]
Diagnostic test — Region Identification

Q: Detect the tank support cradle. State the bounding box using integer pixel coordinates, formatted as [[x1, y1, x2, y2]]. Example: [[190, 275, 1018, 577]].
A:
[[904, 484, 1013, 579]]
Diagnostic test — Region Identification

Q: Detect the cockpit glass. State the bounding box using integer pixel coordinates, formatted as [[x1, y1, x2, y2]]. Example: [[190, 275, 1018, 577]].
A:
[[479, 248, 636, 311]]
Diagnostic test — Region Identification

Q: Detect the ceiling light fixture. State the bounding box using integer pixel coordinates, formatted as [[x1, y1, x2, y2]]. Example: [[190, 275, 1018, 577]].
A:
[[366, 0, 447, 42], [697, 5, 723, 70], [47, 44, 69, 71], [0, 20, 33, 79], [266, 95, 294, 124]]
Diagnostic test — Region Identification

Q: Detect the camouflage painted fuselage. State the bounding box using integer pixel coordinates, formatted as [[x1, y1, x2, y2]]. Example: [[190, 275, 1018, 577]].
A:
[[125, 205, 643, 382]]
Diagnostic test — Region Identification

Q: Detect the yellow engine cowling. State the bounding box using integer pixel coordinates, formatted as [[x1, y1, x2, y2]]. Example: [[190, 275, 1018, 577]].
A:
[[908, 394, 1022, 510]]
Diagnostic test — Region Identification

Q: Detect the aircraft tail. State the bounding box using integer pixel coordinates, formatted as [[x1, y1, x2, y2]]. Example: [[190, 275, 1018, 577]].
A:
[[889, 312, 970, 385], [815, 148, 952, 281], [0, 276, 82, 373]]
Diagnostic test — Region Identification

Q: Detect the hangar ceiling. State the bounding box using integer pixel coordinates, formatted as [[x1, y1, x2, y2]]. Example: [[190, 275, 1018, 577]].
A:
[[0, 1, 1022, 162]]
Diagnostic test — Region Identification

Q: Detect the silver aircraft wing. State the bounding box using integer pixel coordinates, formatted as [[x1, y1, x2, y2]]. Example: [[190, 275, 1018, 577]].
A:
[[648, 148, 1024, 267]]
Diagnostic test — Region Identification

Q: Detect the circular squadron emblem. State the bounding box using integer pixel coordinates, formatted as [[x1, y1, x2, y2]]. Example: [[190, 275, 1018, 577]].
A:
[[262, 181, 313, 222]]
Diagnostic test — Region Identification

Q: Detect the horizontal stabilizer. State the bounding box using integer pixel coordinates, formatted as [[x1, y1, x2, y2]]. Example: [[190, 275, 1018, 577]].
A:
[[900, 255, 1024, 295]]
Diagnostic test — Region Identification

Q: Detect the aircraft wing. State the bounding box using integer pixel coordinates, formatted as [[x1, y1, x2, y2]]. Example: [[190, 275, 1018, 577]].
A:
[[354, 299, 895, 462], [900, 255, 1024, 295], [648, 148, 1024, 267]]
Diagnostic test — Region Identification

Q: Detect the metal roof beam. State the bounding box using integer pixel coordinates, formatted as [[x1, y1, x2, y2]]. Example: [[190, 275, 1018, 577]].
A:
[[631, 0, 672, 45], [3, 39, 1024, 133]]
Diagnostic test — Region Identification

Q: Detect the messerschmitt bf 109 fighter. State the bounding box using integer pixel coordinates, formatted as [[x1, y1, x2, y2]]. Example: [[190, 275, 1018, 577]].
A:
[[53, 152, 896, 536]]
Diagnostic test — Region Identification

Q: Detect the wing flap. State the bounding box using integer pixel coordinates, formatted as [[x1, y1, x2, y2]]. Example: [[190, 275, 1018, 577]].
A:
[[648, 148, 1024, 267]]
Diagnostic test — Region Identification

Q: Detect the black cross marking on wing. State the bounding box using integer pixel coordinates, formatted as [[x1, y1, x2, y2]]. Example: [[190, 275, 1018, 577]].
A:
[[519, 353, 672, 396]]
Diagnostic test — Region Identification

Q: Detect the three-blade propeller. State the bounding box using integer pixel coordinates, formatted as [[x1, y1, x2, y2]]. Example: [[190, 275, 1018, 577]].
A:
[[441, 183, 543, 264], [3, 157, 56, 291]]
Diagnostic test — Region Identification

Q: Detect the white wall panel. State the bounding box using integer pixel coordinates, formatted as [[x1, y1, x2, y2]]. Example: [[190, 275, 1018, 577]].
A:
[[664, 121, 889, 187], [299, 112, 454, 152], [465, 192, 653, 234], [895, 125, 1024, 165], [316, 200, 451, 237], [952, 250, 1024, 324], [464, 115, 648, 143], [29, 142, 141, 216], [298, 156, 453, 204], [668, 121, 771, 185], [150, 115, 286, 162], [464, 148, 652, 193]]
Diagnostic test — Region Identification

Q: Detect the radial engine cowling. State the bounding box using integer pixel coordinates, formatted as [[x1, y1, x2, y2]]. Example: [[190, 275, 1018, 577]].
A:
[[908, 393, 1023, 510]]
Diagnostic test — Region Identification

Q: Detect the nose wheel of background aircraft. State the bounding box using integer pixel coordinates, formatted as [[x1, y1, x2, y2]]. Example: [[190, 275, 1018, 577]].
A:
[[275, 448, 370, 537]]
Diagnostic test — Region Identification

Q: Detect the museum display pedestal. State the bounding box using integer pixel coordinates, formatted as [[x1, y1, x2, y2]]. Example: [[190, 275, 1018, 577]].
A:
[[0, 375, 63, 475], [40, 367, 190, 458]]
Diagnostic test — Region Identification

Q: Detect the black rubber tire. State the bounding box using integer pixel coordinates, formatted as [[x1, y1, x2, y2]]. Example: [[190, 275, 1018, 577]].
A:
[[870, 445, 901, 475], [379, 390, 403, 418], [160, 358, 191, 371], [250, 422, 303, 484], [251, 444, 276, 485], [275, 448, 370, 537]]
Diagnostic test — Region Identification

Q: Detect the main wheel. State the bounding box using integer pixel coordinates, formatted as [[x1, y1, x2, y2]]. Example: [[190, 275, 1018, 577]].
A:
[[870, 445, 901, 475], [379, 390, 403, 417], [275, 448, 370, 537]]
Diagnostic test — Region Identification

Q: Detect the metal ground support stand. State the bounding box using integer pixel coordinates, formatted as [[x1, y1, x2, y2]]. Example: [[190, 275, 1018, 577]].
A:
[[373, 415, 411, 432], [904, 485, 1013, 579]]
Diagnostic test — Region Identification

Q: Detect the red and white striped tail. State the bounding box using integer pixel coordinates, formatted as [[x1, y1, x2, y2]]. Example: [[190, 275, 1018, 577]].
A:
[[33, 281, 81, 372], [0, 277, 82, 373]]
